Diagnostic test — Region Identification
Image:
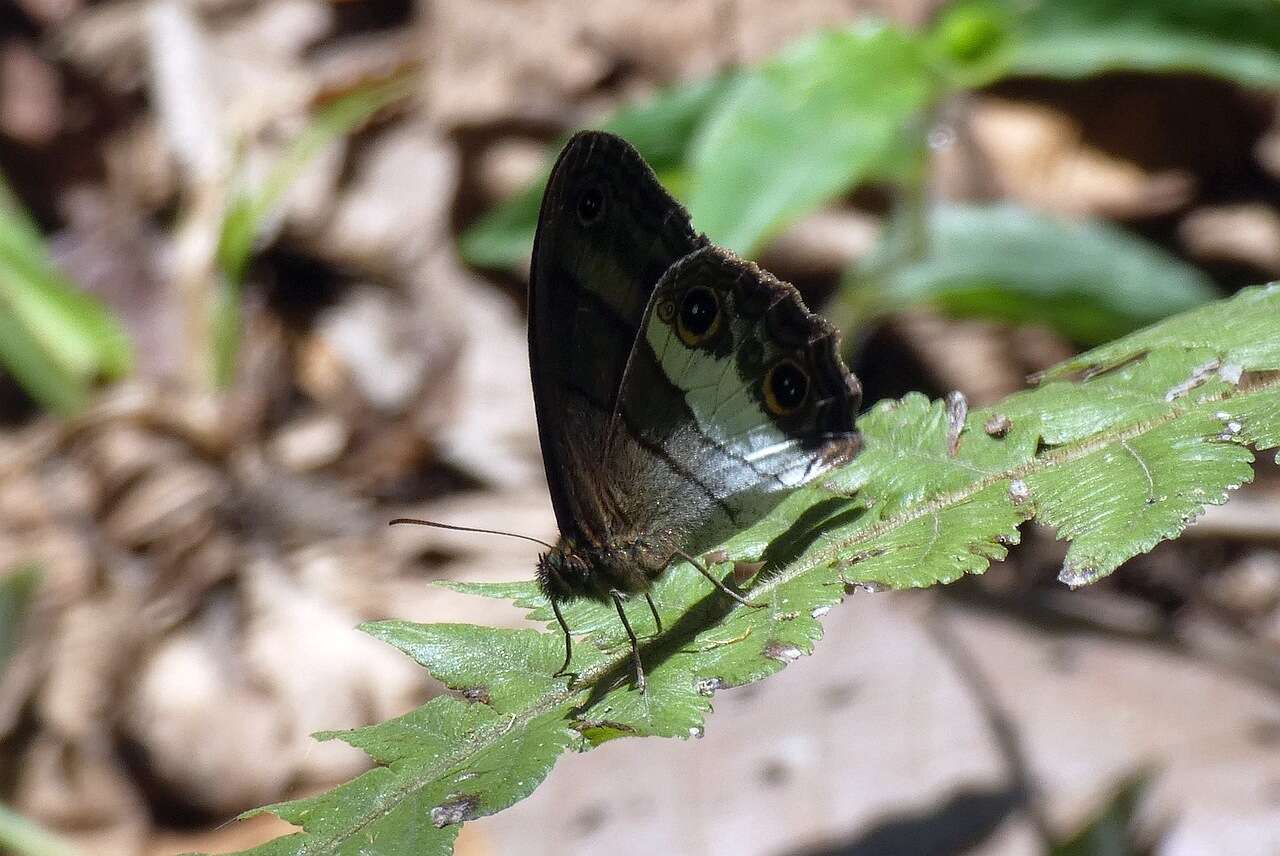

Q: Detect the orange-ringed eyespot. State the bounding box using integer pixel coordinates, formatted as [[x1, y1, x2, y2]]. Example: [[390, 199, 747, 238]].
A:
[[764, 359, 809, 415], [676, 286, 720, 346]]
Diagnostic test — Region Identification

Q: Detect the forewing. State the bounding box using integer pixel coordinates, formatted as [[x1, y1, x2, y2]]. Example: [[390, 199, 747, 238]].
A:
[[528, 131, 704, 542]]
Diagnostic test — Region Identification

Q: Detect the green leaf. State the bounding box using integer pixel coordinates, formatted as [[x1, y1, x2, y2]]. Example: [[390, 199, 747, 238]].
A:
[[0, 564, 39, 679], [458, 75, 735, 270], [461, 24, 945, 271], [213, 77, 414, 386], [218, 284, 1280, 856], [0, 176, 132, 414], [1011, 0, 1280, 86], [216, 78, 415, 284], [0, 801, 82, 856], [455, 180, 542, 272], [687, 24, 938, 255], [1028, 402, 1254, 587], [1051, 770, 1150, 856], [862, 203, 1217, 344], [927, 0, 1018, 87], [1041, 281, 1280, 378], [239, 660, 576, 849]]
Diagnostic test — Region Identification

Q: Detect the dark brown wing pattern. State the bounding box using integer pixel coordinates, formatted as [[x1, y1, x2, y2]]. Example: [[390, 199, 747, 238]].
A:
[[528, 131, 704, 546], [609, 244, 861, 558], [528, 132, 862, 687]]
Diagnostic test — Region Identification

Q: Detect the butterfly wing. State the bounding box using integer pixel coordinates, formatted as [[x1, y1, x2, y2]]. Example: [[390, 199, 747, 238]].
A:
[[611, 244, 861, 557], [529, 131, 704, 545]]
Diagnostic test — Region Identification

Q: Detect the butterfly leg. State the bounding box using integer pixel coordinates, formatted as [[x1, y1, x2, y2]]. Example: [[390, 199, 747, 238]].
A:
[[674, 548, 764, 608], [611, 591, 646, 692], [550, 597, 574, 679], [644, 592, 663, 633]]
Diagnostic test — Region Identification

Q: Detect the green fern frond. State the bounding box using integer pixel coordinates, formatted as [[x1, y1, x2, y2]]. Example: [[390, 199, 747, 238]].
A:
[[215, 284, 1280, 856]]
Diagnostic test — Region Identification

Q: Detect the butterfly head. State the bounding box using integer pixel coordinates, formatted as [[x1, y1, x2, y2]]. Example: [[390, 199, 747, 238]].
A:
[[536, 542, 594, 601], [537, 535, 664, 602]]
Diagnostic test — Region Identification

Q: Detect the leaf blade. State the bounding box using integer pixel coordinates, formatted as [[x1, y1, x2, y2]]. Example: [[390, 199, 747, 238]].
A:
[[687, 24, 937, 255], [1012, 0, 1280, 86], [0, 176, 132, 413], [864, 203, 1217, 344], [218, 283, 1280, 856]]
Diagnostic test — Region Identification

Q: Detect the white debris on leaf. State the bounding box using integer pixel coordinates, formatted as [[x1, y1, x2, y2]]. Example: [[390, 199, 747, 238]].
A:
[[1164, 357, 1222, 402], [945, 390, 968, 457]]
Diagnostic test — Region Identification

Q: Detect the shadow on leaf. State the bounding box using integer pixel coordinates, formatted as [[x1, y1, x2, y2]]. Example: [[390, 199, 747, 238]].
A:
[[761, 495, 866, 572]]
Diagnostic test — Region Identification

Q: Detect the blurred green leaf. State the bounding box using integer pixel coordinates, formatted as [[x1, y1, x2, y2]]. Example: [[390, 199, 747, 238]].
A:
[[455, 175, 542, 272], [927, 0, 1017, 87], [466, 0, 1280, 274], [0, 178, 132, 415], [215, 284, 1280, 856], [1042, 282, 1280, 382], [0, 802, 81, 856], [214, 76, 414, 386], [0, 573, 74, 856], [861, 203, 1216, 344], [458, 75, 735, 270], [0, 564, 38, 678], [687, 24, 938, 256], [1011, 0, 1280, 86], [216, 77, 415, 283], [1051, 771, 1151, 856], [0, 311, 82, 415]]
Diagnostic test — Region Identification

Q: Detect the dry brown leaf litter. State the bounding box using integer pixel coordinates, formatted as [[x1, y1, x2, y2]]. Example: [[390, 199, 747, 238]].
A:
[[1, 1, 1279, 854]]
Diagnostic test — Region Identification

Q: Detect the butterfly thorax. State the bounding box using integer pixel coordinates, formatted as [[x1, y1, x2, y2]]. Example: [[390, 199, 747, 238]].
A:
[[536, 534, 673, 602]]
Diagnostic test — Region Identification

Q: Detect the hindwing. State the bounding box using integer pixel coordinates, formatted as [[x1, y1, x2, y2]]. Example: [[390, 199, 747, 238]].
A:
[[611, 245, 861, 556]]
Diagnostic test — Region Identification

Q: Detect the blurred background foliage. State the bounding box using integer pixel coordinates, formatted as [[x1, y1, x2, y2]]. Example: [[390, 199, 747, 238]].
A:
[[461, 0, 1244, 348], [5, 0, 1280, 407], [0, 176, 130, 414], [1, 0, 1279, 854]]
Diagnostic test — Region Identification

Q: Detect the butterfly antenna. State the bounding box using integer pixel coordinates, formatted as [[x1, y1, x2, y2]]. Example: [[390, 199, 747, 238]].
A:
[[388, 518, 556, 550], [391, 517, 579, 685]]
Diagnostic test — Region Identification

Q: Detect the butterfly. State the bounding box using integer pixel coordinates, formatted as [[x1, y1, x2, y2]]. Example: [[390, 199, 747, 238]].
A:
[[526, 130, 861, 689]]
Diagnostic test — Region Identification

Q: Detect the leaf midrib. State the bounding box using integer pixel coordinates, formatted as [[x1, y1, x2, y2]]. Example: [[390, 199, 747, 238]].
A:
[[783, 378, 1280, 584]]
